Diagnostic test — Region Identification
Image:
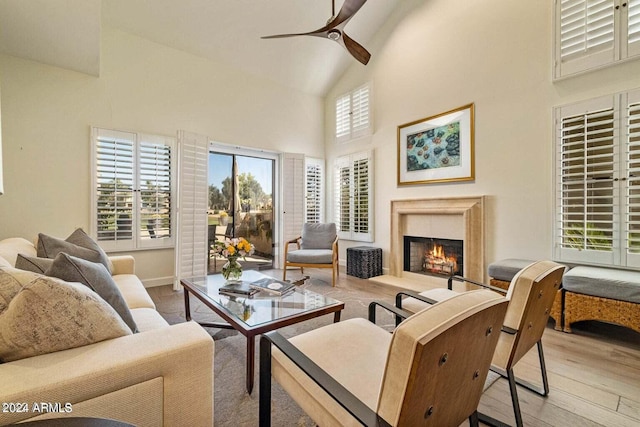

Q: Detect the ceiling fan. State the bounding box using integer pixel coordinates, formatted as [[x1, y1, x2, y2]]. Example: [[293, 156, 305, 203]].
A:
[[261, 0, 371, 65]]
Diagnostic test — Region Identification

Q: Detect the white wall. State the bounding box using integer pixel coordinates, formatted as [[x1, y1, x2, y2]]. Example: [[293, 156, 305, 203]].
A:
[[325, 0, 640, 269], [0, 27, 324, 285]]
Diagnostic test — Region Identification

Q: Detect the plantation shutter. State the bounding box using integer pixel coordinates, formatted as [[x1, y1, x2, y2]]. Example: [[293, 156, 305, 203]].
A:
[[139, 134, 174, 248], [556, 0, 616, 77], [625, 89, 640, 266], [334, 150, 374, 242], [305, 157, 324, 223], [352, 151, 373, 241], [335, 83, 372, 143], [93, 129, 136, 252], [282, 153, 305, 244], [555, 95, 618, 265], [334, 156, 351, 236], [625, 0, 640, 57], [335, 94, 351, 142], [175, 130, 208, 289], [351, 84, 371, 139]]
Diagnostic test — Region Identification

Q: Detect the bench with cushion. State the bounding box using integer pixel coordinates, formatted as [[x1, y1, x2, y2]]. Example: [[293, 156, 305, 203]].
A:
[[488, 259, 564, 330], [562, 266, 640, 333]]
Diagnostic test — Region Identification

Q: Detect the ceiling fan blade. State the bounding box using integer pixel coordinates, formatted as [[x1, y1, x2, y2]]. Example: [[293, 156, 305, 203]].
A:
[[328, 0, 368, 30], [341, 32, 371, 65], [262, 31, 320, 39]]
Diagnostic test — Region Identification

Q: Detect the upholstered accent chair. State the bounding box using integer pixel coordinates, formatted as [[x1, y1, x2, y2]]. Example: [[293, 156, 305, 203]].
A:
[[283, 223, 339, 286], [396, 260, 565, 427], [259, 290, 508, 427]]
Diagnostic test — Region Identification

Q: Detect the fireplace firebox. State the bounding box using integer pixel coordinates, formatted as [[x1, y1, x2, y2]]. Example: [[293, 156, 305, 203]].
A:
[[403, 236, 463, 277]]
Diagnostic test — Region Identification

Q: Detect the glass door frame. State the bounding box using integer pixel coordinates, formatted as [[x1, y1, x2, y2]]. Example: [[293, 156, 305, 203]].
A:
[[209, 142, 281, 269]]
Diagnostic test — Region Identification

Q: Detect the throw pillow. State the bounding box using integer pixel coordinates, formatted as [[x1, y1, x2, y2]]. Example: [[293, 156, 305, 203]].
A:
[[45, 253, 138, 333], [15, 254, 54, 274], [0, 267, 132, 363], [37, 228, 112, 274]]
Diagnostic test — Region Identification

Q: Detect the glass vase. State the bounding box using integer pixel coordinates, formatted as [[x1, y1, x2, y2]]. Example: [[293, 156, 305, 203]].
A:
[[222, 256, 243, 282]]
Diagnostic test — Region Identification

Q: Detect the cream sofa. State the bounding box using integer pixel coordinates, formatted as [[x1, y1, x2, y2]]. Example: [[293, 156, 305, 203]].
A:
[[0, 238, 214, 427]]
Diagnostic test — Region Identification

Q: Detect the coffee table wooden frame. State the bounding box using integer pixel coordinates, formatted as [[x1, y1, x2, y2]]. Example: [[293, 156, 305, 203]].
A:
[[181, 277, 344, 394]]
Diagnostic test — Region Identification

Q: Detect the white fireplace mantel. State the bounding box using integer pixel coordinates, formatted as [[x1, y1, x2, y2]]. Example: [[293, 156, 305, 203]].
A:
[[374, 196, 485, 291]]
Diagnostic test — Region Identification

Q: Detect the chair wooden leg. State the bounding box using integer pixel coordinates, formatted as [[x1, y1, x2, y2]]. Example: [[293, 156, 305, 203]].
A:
[[282, 266, 287, 282]]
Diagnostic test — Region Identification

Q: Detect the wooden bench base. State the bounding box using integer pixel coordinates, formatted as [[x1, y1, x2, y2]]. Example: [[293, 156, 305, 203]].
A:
[[564, 291, 640, 334]]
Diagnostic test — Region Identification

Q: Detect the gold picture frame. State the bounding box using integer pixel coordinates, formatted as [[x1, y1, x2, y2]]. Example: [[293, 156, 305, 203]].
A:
[[397, 103, 475, 186]]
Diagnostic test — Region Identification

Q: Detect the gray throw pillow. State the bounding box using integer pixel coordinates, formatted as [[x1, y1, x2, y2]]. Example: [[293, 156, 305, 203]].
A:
[[37, 228, 112, 274], [45, 253, 138, 333], [15, 254, 54, 274]]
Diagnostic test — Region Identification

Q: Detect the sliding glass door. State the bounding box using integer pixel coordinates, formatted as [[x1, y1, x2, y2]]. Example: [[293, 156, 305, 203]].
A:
[[208, 151, 274, 273]]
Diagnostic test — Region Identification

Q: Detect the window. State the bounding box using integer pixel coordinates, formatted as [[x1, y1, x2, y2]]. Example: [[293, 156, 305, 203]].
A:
[[335, 83, 372, 143], [91, 128, 176, 252], [334, 150, 374, 242], [555, 0, 640, 79], [554, 88, 640, 267], [305, 157, 324, 223]]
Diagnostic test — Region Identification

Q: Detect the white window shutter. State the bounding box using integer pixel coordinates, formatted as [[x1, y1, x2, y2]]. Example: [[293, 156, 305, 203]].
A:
[[624, 0, 640, 57], [305, 157, 324, 224], [335, 83, 372, 143], [282, 153, 305, 243], [624, 88, 640, 266], [334, 155, 351, 238], [555, 95, 618, 265], [335, 94, 351, 143], [351, 84, 371, 138], [92, 128, 136, 252], [556, 0, 616, 77], [138, 134, 175, 249], [352, 150, 373, 242], [175, 130, 209, 290], [334, 150, 374, 242]]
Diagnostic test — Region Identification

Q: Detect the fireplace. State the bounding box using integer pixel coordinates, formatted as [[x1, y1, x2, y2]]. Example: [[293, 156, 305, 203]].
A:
[[404, 236, 463, 277], [381, 197, 485, 286]]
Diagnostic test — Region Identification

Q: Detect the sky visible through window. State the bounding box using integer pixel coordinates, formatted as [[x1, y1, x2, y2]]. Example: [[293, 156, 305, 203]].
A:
[[208, 153, 273, 195]]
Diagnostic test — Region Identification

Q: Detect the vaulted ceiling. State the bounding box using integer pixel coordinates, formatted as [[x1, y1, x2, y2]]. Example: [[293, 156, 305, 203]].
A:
[[0, 0, 399, 96]]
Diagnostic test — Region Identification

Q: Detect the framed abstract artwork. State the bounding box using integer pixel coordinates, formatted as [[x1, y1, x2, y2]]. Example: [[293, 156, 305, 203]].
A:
[[397, 103, 475, 186]]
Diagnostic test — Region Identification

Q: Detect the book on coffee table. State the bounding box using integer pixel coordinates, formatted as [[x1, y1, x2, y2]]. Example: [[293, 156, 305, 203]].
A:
[[219, 281, 259, 297], [249, 277, 295, 295]]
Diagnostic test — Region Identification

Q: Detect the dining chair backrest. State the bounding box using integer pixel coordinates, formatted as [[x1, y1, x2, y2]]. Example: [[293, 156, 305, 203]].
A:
[[377, 290, 508, 426]]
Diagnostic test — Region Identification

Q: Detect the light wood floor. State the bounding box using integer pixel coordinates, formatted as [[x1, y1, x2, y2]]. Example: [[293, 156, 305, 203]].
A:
[[165, 267, 640, 426]]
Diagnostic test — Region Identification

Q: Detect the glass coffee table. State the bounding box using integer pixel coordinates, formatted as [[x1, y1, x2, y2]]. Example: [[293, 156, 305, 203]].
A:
[[180, 270, 344, 394]]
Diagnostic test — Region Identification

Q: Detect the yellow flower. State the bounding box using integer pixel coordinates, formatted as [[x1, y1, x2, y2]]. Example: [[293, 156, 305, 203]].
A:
[[227, 246, 237, 255]]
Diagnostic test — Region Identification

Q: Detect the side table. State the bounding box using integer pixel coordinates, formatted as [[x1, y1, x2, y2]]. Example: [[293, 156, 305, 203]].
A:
[[346, 246, 382, 279]]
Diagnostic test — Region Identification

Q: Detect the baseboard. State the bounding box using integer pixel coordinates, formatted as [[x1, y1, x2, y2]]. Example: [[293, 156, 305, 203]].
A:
[[142, 276, 173, 288]]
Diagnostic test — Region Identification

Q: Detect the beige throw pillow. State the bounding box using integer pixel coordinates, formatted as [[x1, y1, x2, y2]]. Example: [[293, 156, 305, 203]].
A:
[[0, 267, 132, 363]]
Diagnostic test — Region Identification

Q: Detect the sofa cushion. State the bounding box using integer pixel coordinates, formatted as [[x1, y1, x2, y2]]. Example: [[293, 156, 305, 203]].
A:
[[563, 266, 640, 303], [0, 237, 37, 267], [0, 267, 132, 363], [112, 274, 156, 310], [487, 259, 535, 282], [45, 253, 138, 333], [300, 223, 337, 250], [14, 254, 54, 274], [130, 307, 170, 332], [37, 228, 112, 274], [287, 249, 334, 264]]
